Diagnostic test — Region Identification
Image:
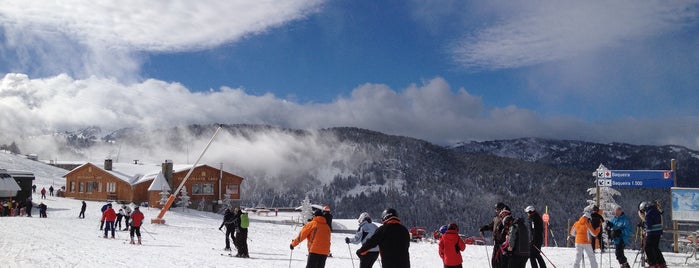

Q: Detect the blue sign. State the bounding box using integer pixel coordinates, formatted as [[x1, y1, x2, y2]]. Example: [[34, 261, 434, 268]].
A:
[[608, 170, 674, 189]]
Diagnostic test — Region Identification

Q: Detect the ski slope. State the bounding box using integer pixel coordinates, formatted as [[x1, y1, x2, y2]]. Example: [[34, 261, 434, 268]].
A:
[[1, 194, 695, 267], [0, 152, 695, 267]]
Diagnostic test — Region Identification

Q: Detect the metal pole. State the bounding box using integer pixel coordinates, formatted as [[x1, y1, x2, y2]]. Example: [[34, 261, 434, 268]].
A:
[[153, 124, 223, 223], [672, 159, 678, 253]]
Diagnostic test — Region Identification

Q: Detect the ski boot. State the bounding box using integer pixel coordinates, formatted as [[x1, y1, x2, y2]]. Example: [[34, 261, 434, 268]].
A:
[[138, 237, 142, 245], [130, 238, 135, 244]]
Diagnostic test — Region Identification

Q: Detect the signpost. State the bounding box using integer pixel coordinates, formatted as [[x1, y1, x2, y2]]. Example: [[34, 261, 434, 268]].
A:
[[594, 166, 674, 189], [594, 160, 679, 252]]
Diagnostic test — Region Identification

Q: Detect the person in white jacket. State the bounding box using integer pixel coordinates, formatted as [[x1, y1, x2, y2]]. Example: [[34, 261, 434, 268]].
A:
[[345, 212, 379, 268]]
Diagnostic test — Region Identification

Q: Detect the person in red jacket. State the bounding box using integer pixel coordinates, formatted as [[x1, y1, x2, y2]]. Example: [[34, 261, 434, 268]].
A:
[[102, 204, 117, 238], [439, 222, 466, 268], [129, 206, 145, 245]]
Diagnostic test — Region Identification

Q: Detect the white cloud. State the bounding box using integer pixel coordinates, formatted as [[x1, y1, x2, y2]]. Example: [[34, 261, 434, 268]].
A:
[[2, 73, 698, 152], [0, 0, 323, 79], [451, 1, 699, 70]]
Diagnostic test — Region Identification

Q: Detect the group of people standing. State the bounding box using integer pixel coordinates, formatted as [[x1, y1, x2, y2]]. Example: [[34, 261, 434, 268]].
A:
[[1, 198, 35, 217], [99, 202, 145, 245], [290, 206, 411, 268], [219, 207, 250, 258], [569, 201, 666, 268], [479, 202, 546, 268]]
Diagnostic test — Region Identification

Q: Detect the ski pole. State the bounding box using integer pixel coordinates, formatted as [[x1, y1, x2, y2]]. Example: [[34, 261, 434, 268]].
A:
[[288, 249, 293, 268], [347, 244, 355, 268], [141, 226, 156, 240], [533, 245, 557, 268], [481, 232, 491, 268]]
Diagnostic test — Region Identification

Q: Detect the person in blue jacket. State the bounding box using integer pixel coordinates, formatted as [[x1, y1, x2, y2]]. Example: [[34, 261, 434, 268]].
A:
[[606, 205, 632, 268]]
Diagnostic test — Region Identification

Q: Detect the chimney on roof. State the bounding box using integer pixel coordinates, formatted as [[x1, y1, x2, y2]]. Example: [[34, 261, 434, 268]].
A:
[[162, 160, 174, 189], [104, 159, 113, 171]]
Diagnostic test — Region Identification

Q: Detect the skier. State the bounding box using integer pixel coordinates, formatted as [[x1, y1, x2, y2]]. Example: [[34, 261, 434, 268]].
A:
[[479, 202, 510, 268], [322, 205, 334, 257], [234, 207, 249, 258], [32, 184, 36, 193], [102, 203, 117, 238], [25, 198, 33, 217], [48, 186, 54, 197], [606, 205, 632, 268], [218, 208, 235, 251], [571, 211, 599, 268], [346, 212, 380, 268], [122, 205, 132, 231], [589, 205, 605, 252], [40, 187, 46, 199], [79, 200, 86, 219], [290, 209, 331, 268], [115, 208, 124, 230], [129, 206, 144, 245], [438, 222, 465, 268], [99, 202, 110, 230], [525, 206, 546, 268], [357, 208, 411, 268], [503, 216, 530, 268], [235, 208, 250, 258], [38, 202, 48, 218], [640, 201, 666, 268]]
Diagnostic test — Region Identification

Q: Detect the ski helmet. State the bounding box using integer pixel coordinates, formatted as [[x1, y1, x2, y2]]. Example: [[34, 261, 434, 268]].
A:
[[381, 208, 398, 222], [357, 212, 371, 223], [524, 205, 536, 213], [639, 201, 650, 212], [439, 225, 448, 234]]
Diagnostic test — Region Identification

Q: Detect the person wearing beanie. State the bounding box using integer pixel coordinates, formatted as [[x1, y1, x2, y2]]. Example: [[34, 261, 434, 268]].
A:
[[346, 212, 379, 268], [102, 203, 117, 239], [479, 202, 510, 268], [439, 222, 465, 268], [606, 205, 632, 268], [290, 209, 331, 268], [571, 211, 600, 268], [357, 208, 411, 268], [589, 205, 605, 253], [129, 206, 144, 245]]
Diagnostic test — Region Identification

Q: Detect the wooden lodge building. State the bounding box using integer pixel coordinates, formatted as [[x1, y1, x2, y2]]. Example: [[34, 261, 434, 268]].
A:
[[63, 159, 243, 209]]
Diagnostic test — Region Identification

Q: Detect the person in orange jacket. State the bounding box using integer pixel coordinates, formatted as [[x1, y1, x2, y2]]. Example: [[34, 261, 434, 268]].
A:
[[290, 210, 331, 268], [439, 222, 466, 268], [102, 203, 117, 239], [571, 211, 600, 268]]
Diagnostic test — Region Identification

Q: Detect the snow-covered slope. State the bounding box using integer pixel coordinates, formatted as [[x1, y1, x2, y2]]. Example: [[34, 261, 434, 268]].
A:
[[0, 151, 67, 187], [0, 194, 693, 267]]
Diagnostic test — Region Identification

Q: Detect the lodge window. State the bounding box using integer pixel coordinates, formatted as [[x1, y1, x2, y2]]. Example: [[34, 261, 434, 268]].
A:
[[106, 182, 116, 192], [70, 182, 75, 192], [98, 182, 102, 192], [87, 182, 93, 193], [79, 182, 84, 193], [226, 184, 239, 195], [192, 183, 214, 195]]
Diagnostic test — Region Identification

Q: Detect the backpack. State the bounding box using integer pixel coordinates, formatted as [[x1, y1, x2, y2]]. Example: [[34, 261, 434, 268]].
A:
[[240, 213, 249, 228], [513, 218, 531, 257]]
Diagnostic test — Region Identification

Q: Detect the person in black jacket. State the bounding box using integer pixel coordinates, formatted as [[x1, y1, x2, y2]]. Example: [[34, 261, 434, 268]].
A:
[[504, 216, 530, 268], [525, 206, 546, 268], [218, 208, 236, 251], [590, 205, 605, 252], [357, 208, 410, 268], [79, 201, 86, 219]]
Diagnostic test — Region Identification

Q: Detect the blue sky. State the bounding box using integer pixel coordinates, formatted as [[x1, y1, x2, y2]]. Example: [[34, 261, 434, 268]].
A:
[[1, 0, 699, 149]]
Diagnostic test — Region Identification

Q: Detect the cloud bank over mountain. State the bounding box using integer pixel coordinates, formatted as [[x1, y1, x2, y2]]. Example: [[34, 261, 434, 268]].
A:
[[2, 73, 698, 151]]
